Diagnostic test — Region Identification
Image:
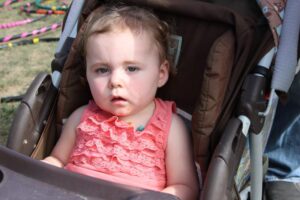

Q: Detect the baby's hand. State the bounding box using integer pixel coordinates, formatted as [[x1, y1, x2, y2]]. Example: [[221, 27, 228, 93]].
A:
[[41, 156, 64, 168]]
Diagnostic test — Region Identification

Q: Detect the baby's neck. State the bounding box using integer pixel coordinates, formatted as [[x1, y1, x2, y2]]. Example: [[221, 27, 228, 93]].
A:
[[119, 101, 156, 130]]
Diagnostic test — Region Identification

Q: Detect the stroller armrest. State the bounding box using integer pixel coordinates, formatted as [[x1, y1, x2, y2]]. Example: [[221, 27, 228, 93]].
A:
[[7, 72, 58, 156], [201, 118, 247, 200]]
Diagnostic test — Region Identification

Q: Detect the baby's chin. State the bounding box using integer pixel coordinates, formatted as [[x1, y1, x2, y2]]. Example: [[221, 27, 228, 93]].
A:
[[95, 103, 129, 116], [110, 110, 131, 117], [114, 113, 127, 117]]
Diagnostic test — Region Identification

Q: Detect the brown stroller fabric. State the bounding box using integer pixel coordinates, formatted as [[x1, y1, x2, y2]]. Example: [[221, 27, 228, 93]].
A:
[[192, 30, 235, 177], [57, 0, 273, 182]]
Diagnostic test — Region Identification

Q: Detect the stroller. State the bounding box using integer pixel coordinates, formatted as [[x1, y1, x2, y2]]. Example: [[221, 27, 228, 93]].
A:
[[1, 0, 299, 199]]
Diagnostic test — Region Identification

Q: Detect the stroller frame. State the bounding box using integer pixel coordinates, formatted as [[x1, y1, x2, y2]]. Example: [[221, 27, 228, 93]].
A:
[[1, 0, 299, 199]]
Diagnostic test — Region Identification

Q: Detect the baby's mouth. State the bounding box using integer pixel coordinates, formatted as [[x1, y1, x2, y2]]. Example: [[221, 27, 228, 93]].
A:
[[111, 96, 126, 102]]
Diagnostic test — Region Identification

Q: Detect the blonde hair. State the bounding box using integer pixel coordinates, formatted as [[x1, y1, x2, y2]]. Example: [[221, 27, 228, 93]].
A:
[[81, 5, 172, 70]]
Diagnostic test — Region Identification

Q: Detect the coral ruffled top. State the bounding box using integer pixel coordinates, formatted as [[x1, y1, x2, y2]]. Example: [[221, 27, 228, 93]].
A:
[[65, 98, 175, 191]]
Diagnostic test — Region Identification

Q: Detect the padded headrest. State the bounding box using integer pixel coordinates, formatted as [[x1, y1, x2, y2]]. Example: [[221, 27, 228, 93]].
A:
[[192, 30, 235, 178]]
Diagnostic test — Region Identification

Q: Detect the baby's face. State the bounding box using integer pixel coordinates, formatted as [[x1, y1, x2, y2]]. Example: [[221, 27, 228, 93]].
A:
[[85, 28, 169, 117]]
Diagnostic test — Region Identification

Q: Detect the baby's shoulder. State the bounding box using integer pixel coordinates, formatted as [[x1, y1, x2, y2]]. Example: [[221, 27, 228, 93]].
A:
[[170, 113, 188, 135], [67, 104, 88, 124], [72, 104, 88, 117]]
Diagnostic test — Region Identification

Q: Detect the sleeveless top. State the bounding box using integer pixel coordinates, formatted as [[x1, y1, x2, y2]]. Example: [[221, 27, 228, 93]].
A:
[[65, 98, 176, 191]]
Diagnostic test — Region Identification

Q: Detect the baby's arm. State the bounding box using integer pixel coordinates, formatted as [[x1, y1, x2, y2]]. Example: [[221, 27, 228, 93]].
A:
[[162, 114, 199, 200], [42, 106, 86, 167]]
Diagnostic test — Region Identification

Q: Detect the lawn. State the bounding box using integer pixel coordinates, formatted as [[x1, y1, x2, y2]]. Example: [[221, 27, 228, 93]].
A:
[[0, 0, 69, 145]]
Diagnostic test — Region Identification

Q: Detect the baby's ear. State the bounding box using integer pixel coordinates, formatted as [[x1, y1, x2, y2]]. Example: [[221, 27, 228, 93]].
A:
[[158, 60, 169, 87]]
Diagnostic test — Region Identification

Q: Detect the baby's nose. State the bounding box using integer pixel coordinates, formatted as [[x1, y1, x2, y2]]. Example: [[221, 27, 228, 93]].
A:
[[110, 70, 124, 88]]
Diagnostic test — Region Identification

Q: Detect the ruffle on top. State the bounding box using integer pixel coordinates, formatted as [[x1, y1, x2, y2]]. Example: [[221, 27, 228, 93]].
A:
[[65, 98, 175, 191]]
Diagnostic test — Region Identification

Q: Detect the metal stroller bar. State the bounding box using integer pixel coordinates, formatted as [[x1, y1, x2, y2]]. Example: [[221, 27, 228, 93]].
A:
[[249, 0, 300, 199], [270, 0, 300, 93], [51, 23, 78, 88], [55, 0, 84, 53], [249, 47, 277, 200], [52, 0, 84, 89], [237, 66, 269, 200]]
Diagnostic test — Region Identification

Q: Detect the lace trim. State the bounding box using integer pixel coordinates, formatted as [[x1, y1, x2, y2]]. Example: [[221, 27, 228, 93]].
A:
[[68, 99, 171, 183]]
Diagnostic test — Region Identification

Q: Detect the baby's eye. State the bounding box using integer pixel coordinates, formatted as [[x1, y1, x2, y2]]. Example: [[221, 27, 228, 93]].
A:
[[127, 66, 139, 72], [95, 67, 110, 74]]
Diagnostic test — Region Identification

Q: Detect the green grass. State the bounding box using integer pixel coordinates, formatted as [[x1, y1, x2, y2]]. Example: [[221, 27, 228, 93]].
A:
[[0, 0, 69, 145], [0, 102, 19, 145]]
